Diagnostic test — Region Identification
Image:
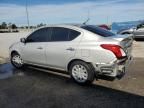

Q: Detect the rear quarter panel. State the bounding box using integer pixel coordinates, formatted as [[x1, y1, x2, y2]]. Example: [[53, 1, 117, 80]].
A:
[[73, 32, 117, 64]]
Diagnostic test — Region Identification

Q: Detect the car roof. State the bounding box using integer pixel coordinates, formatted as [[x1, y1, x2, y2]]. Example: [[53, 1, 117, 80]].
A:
[[40, 23, 92, 28], [35, 24, 89, 31]]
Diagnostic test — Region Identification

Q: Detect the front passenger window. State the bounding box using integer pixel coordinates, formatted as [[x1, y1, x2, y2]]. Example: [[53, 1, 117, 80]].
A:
[[137, 24, 144, 30], [26, 28, 51, 42]]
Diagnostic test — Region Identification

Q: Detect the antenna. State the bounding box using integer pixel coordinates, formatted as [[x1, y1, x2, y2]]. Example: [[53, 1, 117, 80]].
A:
[[26, 0, 30, 30], [83, 9, 90, 25]]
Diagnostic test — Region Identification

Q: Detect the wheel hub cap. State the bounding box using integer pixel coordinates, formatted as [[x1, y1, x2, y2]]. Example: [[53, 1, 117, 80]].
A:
[[12, 55, 23, 67], [72, 65, 88, 82]]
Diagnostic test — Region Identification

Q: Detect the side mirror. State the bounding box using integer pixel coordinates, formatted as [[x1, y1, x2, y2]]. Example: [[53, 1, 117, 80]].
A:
[[20, 38, 26, 43]]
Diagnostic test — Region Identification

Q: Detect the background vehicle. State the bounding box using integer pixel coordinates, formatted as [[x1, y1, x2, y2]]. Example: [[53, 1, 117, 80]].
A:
[[9, 24, 133, 84], [111, 21, 144, 40], [111, 21, 141, 34], [98, 24, 110, 30], [118, 23, 144, 40]]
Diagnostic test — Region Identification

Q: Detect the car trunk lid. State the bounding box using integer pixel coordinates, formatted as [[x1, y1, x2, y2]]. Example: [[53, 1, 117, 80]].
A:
[[111, 34, 133, 57]]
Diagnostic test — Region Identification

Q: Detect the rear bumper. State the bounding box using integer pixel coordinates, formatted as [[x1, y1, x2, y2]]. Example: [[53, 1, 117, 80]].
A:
[[93, 56, 133, 78]]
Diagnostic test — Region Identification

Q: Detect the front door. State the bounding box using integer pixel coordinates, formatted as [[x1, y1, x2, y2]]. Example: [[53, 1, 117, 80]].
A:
[[22, 42, 46, 65], [21, 28, 51, 65]]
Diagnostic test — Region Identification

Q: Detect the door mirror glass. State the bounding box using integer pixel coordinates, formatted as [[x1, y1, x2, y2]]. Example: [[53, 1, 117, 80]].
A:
[[20, 38, 26, 43]]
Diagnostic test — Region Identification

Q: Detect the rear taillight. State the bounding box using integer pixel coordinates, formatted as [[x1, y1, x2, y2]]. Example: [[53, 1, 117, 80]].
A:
[[100, 44, 126, 59]]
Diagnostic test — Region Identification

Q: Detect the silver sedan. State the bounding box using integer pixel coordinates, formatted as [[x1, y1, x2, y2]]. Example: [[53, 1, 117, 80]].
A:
[[9, 24, 133, 84]]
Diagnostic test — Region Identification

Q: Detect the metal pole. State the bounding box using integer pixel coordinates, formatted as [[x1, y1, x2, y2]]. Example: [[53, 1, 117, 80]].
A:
[[107, 16, 109, 25], [26, 0, 30, 30]]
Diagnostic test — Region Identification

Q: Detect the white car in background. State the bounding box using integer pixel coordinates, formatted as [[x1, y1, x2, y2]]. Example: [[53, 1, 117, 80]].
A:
[[9, 24, 133, 84], [118, 23, 144, 40]]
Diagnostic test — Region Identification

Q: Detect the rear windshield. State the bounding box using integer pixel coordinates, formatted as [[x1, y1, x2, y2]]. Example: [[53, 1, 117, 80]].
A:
[[81, 25, 115, 37]]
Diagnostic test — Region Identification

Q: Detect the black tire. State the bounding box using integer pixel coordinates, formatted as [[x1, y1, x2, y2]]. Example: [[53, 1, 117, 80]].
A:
[[69, 61, 95, 85], [11, 52, 24, 69]]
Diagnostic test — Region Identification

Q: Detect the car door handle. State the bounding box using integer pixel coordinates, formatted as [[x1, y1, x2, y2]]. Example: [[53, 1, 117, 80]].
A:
[[37, 47, 43, 50], [66, 47, 75, 51]]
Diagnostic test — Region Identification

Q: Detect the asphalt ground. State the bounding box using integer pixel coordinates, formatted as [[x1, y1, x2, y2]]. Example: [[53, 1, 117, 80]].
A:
[[0, 61, 144, 108], [0, 62, 144, 108]]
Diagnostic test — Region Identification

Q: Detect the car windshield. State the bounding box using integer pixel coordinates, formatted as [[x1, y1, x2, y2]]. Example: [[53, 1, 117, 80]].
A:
[[81, 25, 115, 37]]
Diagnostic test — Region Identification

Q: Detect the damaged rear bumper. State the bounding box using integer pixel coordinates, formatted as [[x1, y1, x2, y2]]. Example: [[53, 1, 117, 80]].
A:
[[93, 56, 133, 79]]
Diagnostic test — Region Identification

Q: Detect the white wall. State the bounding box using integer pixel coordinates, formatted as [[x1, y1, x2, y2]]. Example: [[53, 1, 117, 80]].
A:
[[0, 32, 30, 58]]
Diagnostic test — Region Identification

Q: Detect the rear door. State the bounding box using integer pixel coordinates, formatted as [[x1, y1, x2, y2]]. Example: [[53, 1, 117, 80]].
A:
[[45, 27, 81, 70]]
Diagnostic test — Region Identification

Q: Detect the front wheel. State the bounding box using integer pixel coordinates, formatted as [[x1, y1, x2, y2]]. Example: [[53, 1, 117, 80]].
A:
[[69, 61, 95, 85], [11, 52, 24, 69]]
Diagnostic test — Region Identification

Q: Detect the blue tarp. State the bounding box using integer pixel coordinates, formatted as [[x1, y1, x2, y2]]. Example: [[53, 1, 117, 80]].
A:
[[111, 20, 144, 33]]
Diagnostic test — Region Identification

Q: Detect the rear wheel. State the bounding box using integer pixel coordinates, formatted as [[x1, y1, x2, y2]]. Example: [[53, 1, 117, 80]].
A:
[[11, 52, 24, 69], [69, 61, 95, 85]]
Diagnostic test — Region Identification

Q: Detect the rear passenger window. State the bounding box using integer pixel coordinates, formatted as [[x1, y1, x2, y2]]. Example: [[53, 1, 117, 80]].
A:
[[69, 30, 80, 41], [51, 27, 69, 41]]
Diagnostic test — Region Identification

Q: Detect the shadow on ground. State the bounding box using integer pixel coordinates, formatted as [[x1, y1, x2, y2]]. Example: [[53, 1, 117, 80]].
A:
[[0, 58, 144, 108]]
